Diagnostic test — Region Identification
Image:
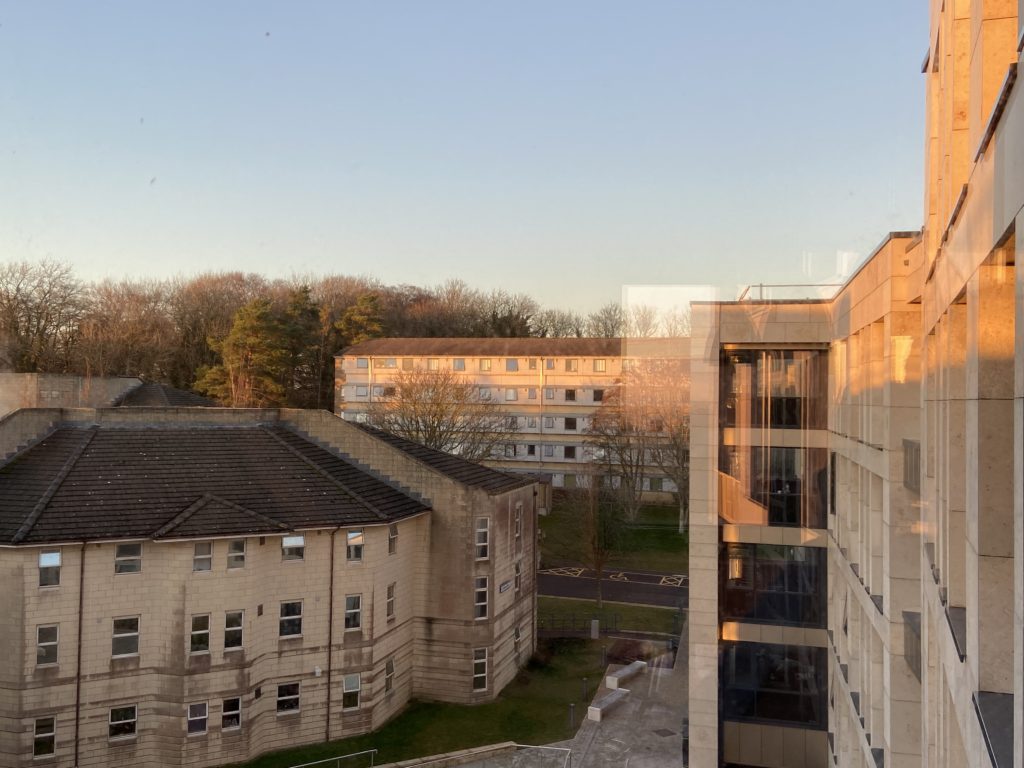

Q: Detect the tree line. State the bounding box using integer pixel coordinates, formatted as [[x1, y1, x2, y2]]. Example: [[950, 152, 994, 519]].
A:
[[0, 260, 690, 409]]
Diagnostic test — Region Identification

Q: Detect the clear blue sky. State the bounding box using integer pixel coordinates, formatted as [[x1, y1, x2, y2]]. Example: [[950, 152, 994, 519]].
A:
[[1, 2, 925, 312]]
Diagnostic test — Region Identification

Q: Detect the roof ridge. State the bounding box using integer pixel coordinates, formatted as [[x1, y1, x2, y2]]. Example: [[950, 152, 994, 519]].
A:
[[152, 492, 289, 538], [12, 426, 99, 543], [261, 425, 390, 522]]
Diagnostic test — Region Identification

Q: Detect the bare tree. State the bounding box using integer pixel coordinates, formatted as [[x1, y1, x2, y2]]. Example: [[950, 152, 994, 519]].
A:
[[586, 302, 624, 338], [367, 368, 517, 462], [661, 307, 692, 338], [625, 304, 659, 338], [566, 473, 624, 608], [533, 308, 586, 338], [0, 260, 85, 372], [585, 384, 651, 522]]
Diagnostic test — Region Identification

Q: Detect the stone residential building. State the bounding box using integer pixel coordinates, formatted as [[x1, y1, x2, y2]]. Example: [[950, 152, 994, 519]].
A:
[[0, 406, 539, 768], [687, 0, 1024, 765], [335, 337, 688, 498]]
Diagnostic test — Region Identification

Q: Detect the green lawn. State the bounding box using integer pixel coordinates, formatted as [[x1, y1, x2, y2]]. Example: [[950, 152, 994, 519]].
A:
[[225, 639, 604, 768], [538, 595, 680, 635], [539, 502, 688, 574]]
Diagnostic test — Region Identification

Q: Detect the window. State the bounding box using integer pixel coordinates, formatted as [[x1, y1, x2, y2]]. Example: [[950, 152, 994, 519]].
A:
[[453, 358, 465, 371], [720, 641, 827, 728], [565, 388, 576, 402], [565, 446, 577, 459], [514, 626, 522, 654], [475, 518, 489, 559], [505, 388, 517, 401], [504, 444, 515, 458], [347, 529, 364, 562], [371, 385, 384, 397], [108, 705, 136, 739], [427, 358, 439, 371], [190, 615, 210, 654], [187, 702, 207, 735], [382, 385, 396, 397], [527, 445, 536, 456], [38, 549, 61, 586], [193, 542, 212, 572], [544, 387, 554, 400], [277, 683, 300, 714], [227, 539, 246, 569], [721, 544, 827, 628], [282, 535, 304, 561], [479, 387, 492, 400], [565, 359, 578, 372], [114, 543, 141, 574], [224, 611, 244, 649], [33, 716, 55, 756], [344, 595, 362, 630], [382, 358, 397, 368], [514, 503, 523, 543], [355, 385, 368, 397], [279, 601, 302, 637], [473, 648, 487, 690], [479, 358, 492, 371], [506, 415, 518, 429], [402, 357, 414, 370], [594, 359, 607, 372], [565, 417, 577, 430], [506, 358, 518, 372], [514, 560, 522, 593], [388, 524, 398, 555], [593, 389, 604, 402], [545, 358, 555, 370], [543, 416, 554, 428], [527, 388, 537, 400], [355, 357, 368, 368], [528, 358, 537, 370], [543, 445, 554, 457], [342, 673, 361, 709], [37, 625, 58, 666], [649, 477, 663, 492], [386, 582, 396, 620], [112, 617, 139, 657], [474, 577, 488, 619], [385, 658, 395, 692], [903, 439, 921, 493], [222, 698, 241, 730], [527, 416, 537, 428]]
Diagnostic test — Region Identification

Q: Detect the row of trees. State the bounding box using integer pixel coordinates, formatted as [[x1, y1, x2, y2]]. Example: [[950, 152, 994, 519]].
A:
[[0, 260, 691, 409]]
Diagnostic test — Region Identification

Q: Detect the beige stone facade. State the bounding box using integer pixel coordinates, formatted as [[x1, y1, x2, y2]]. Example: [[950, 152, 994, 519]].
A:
[[0, 407, 539, 768], [687, 1, 1024, 764]]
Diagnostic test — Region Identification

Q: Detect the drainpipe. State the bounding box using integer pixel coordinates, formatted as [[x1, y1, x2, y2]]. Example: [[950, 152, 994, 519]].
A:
[[325, 528, 338, 743], [73, 542, 85, 768]]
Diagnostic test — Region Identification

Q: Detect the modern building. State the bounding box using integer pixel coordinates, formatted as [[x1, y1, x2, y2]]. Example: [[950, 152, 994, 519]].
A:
[[687, 1, 1024, 765], [335, 337, 688, 498], [0, 406, 539, 768]]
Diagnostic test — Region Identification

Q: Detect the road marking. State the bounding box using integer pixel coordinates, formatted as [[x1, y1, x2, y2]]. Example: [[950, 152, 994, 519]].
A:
[[608, 571, 629, 581], [540, 566, 585, 577], [659, 575, 686, 586]]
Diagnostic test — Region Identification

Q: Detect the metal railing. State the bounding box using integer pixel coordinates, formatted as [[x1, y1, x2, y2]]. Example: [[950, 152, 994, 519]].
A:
[[288, 749, 378, 768]]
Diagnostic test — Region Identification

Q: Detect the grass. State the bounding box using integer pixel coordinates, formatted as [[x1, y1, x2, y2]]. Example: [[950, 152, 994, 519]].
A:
[[538, 595, 680, 635], [227, 638, 604, 768], [539, 502, 688, 574]]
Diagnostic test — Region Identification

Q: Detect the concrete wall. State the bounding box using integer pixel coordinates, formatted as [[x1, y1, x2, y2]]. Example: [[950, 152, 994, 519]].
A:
[[0, 375, 141, 419]]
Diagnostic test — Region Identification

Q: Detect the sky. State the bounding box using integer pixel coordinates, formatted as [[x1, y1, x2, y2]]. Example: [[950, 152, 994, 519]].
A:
[[1, 2, 926, 313]]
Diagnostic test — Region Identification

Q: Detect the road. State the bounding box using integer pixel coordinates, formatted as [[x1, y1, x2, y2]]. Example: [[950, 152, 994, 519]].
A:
[[537, 566, 688, 608]]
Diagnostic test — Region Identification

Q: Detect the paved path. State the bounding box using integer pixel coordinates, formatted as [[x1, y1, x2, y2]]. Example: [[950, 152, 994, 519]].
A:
[[538, 567, 688, 608]]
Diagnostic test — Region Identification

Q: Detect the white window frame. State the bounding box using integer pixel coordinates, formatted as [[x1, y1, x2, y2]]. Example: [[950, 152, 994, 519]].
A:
[[545, 358, 555, 370], [594, 358, 607, 372], [544, 387, 554, 400], [187, 702, 208, 735], [453, 358, 466, 371], [505, 388, 517, 401], [222, 697, 241, 730], [282, 535, 305, 561], [385, 658, 395, 693], [544, 416, 554, 428], [428, 358, 440, 371], [355, 385, 368, 397], [355, 357, 368, 369], [506, 358, 518, 372], [344, 594, 362, 631], [190, 614, 210, 654], [347, 529, 364, 562], [543, 445, 554, 457], [386, 582, 396, 621], [114, 543, 142, 574], [39, 549, 61, 587], [565, 359, 578, 372], [473, 648, 488, 691], [279, 601, 303, 637], [388, 524, 398, 555], [479, 358, 492, 371], [37, 624, 59, 666], [192, 542, 212, 572], [108, 705, 137, 740], [227, 539, 246, 569], [527, 388, 537, 400], [112, 617, 139, 657], [479, 386, 492, 400], [474, 576, 488, 620], [514, 503, 523, 544], [276, 683, 300, 714], [475, 518, 489, 560], [224, 610, 244, 650], [33, 716, 56, 756], [527, 416, 537, 428], [342, 673, 361, 710]]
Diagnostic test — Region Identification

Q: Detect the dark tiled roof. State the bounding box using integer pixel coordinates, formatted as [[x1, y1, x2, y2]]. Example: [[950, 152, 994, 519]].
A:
[[353, 423, 534, 495], [340, 337, 689, 359], [0, 424, 428, 544], [115, 383, 216, 407]]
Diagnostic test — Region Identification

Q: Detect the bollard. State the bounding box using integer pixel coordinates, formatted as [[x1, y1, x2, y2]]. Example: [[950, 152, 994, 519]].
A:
[[582, 676, 588, 702], [569, 702, 576, 731], [602, 645, 607, 666]]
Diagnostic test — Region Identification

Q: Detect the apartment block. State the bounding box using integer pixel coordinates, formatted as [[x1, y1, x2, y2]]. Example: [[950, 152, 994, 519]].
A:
[[335, 337, 688, 497], [687, 1, 1024, 765], [0, 406, 539, 768]]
